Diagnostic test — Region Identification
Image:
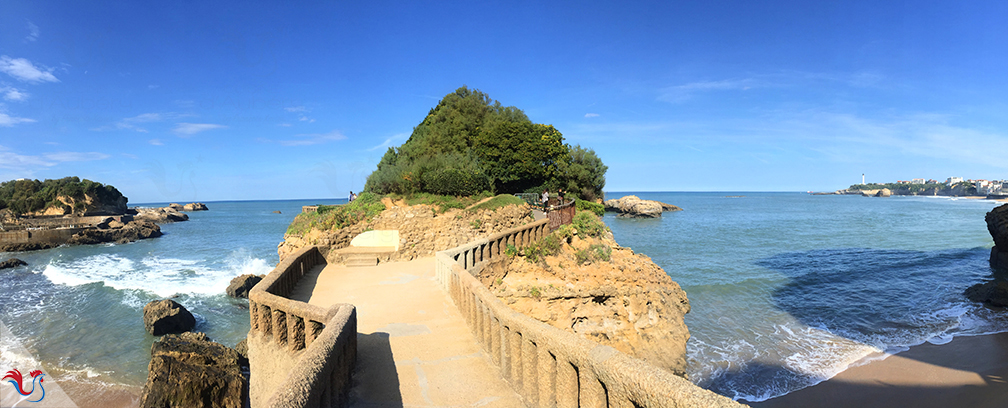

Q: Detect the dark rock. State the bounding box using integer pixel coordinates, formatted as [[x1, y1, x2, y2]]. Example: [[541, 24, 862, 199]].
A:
[[68, 221, 162, 246], [0, 242, 56, 252], [987, 204, 1008, 270], [225, 274, 263, 298], [140, 331, 246, 408], [272, 210, 281, 214], [0, 258, 27, 270], [966, 281, 1008, 307], [234, 338, 249, 368], [143, 299, 196, 336]]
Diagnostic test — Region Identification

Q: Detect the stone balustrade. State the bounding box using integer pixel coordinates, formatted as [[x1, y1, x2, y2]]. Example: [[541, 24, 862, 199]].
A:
[[248, 246, 357, 408], [435, 219, 745, 408]]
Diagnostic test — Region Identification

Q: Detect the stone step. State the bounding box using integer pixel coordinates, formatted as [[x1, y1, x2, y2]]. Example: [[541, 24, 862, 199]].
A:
[[345, 253, 378, 268]]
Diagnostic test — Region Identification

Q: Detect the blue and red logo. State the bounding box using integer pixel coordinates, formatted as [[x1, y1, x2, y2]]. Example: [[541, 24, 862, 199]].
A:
[[3, 369, 46, 403]]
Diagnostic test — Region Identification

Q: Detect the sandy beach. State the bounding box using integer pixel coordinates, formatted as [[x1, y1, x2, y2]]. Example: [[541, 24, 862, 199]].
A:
[[750, 332, 1008, 408]]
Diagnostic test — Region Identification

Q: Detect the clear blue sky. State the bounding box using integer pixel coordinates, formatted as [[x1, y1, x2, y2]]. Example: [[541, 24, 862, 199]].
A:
[[1, 1, 1006, 203]]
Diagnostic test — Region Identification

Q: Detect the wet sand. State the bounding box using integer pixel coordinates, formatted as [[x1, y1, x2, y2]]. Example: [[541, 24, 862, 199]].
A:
[[751, 332, 1008, 408]]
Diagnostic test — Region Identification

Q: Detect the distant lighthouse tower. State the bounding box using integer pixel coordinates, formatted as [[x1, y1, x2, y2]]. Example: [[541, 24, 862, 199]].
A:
[[862, 174, 865, 185]]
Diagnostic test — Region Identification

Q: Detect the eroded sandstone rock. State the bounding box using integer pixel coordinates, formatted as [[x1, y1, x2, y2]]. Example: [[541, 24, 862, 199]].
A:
[[139, 331, 246, 408], [225, 274, 263, 298], [604, 195, 682, 218], [143, 299, 196, 336], [988, 204, 1008, 270]]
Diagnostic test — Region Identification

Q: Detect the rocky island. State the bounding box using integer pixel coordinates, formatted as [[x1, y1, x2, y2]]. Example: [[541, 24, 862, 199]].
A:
[[0, 177, 207, 252], [605, 194, 683, 218]]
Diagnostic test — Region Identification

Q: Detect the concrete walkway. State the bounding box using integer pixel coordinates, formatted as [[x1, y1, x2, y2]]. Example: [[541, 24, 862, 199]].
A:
[[289, 258, 525, 408]]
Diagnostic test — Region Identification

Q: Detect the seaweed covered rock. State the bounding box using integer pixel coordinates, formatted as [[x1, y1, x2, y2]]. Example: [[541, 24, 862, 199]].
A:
[[0, 258, 27, 270], [140, 331, 246, 408], [143, 299, 196, 336]]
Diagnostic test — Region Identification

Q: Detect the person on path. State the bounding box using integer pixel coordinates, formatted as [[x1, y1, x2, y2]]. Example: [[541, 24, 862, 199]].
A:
[[541, 189, 549, 209], [349, 191, 356, 202]]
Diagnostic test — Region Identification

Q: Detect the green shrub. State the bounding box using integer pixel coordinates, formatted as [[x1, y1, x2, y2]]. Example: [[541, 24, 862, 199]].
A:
[[554, 224, 575, 241], [470, 219, 482, 229], [522, 234, 561, 264], [572, 211, 607, 238], [529, 286, 541, 298], [576, 244, 612, 265], [286, 192, 385, 235], [575, 199, 604, 217], [575, 249, 591, 265], [505, 243, 519, 257], [467, 194, 525, 212]]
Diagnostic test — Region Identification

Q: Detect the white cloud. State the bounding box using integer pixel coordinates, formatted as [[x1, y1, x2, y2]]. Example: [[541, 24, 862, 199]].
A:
[[367, 132, 409, 151], [2, 87, 29, 101], [0, 56, 59, 83], [149, 139, 163, 146], [173, 122, 227, 136], [0, 112, 35, 127], [43, 151, 110, 162], [298, 115, 315, 123], [277, 130, 346, 146], [285, 106, 307, 112], [0, 145, 108, 169], [658, 78, 760, 103], [584, 113, 599, 118], [92, 112, 167, 132], [25, 21, 39, 42], [277, 123, 292, 127]]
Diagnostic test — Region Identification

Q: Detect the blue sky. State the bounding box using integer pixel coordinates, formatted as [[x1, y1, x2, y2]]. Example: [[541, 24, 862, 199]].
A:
[[1, 1, 1006, 203]]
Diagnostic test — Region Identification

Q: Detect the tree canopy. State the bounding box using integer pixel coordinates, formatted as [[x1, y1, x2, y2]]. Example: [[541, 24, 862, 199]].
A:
[[364, 86, 607, 200]]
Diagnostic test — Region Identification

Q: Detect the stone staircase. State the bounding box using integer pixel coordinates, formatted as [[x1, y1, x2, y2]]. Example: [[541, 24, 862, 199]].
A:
[[345, 252, 379, 268]]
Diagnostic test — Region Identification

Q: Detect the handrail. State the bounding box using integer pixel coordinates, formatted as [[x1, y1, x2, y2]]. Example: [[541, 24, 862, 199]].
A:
[[435, 216, 744, 407], [249, 246, 357, 408]]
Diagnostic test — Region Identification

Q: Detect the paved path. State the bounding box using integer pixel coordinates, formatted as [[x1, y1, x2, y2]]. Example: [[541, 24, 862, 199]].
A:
[[289, 258, 525, 408]]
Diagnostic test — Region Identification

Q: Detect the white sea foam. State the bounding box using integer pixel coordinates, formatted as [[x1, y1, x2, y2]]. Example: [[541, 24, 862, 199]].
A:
[[41, 251, 272, 297]]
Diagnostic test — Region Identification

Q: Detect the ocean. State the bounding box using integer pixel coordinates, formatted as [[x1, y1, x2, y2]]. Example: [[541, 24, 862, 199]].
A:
[[604, 192, 1005, 402], [0, 194, 1003, 404], [0, 199, 343, 404]]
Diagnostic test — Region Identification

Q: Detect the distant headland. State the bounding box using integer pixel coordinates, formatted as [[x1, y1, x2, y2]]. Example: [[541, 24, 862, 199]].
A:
[[814, 177, 1008, 198], [0, 177, 207, 251]]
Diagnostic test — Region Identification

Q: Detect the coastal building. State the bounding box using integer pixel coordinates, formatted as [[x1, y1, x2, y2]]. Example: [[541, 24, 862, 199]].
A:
[[911, 178, 926, 184], [946, 176, 964, 185]]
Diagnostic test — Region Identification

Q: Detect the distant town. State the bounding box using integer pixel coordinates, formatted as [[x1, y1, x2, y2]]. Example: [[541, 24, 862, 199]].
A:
[[880, 177, 1008, 195], [815, 176, 1008, 197]]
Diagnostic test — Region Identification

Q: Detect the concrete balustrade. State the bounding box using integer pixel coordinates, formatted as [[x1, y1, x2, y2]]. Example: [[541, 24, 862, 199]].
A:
[[248, 246, 357, 408], [435, 218, 745, 408]]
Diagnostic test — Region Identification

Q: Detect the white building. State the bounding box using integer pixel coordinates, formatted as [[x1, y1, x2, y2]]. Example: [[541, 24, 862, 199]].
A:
[[911, 178, 926, 184], [946, 177, 964, 185]]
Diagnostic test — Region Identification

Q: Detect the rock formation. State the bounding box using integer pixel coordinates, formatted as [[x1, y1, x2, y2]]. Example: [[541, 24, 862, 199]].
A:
[[486, 228, 692, 377], [143, 299, 197, 336], [604, 195, 682, 218], [0, 258, 27, 270], [67, 221, 162, 245], [133, 207, 190, 223], [139, 331, 246, 408], [278, 201, 533, 263], [225, 274, 263, 298], [183, 203, 209, 211], [988, 204, 1008, 271]]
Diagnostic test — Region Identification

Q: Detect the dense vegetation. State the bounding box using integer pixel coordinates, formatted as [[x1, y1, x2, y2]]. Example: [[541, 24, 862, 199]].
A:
[[0, 177, 126, 215], [848, 182, 977, 195], [286, 192, 386, 235], [364, 87, 608, 201]]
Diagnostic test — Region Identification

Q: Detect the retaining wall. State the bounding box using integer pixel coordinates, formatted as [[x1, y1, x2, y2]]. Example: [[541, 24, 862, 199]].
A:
[[435, 219, 745, 408]]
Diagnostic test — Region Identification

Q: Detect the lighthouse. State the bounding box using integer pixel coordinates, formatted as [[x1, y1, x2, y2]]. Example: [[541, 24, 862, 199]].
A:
[[862, 174, 865, 185]]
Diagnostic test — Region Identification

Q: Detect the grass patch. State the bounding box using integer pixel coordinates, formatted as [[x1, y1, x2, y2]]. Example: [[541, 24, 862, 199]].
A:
[[576, 243, 612, 265], [390, 192, 492, 214], [286, 192, 385, 235], [522, 234, 562, 264], [466, 194, 525, 212]]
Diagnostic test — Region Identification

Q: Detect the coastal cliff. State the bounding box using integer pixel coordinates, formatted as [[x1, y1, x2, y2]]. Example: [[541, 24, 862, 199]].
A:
[[482, 214, 692, 377], [604, 195, 682, 218]]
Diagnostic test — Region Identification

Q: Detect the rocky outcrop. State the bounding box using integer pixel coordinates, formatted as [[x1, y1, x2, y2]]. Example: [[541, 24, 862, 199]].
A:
[[965, 281, 1008, 307], [183, 203, 208, 212], [488, 230, 692, 377], [27, 193, 128, 217], [140, 331, 246, 408], [143, 299, 196, 336], [0, 258, 27, 270], [225, 274, 263, 298], [604, 195, 682, 218], [68, 221, 162, 245], [134, 207, 189, 223], [988, 204, 1008, 270], [278, 201, 534, 263]]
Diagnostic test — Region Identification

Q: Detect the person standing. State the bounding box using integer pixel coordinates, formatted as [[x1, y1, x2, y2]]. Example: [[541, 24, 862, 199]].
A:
[[349, 191, 355, 202], [541, 189, 549, 209]]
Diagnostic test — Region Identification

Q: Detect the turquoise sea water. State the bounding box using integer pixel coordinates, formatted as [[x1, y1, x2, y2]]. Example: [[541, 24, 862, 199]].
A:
[[0, 194, 1003, 403], [604, 192, 1005, 402], [0, 199, 343, 400]]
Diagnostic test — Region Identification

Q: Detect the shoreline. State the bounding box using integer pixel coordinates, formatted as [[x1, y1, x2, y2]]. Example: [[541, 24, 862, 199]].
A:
[[750, 331, 1008, 408]]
